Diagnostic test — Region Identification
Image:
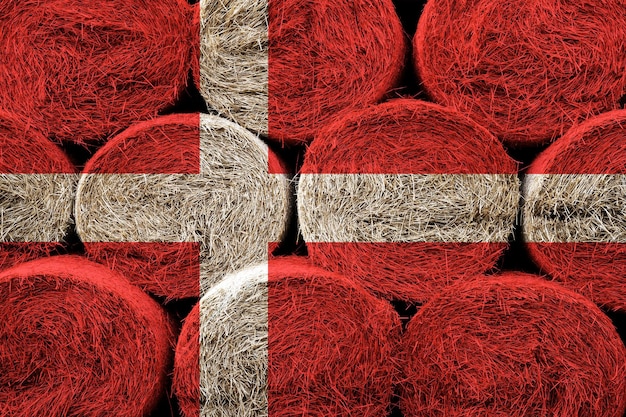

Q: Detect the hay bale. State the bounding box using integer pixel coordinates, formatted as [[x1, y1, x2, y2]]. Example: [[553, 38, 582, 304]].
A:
[[523, 109, 626, 311], [75, 113, 291, 299], [0, 255, 173, 417], [0, 111, 76, 270], [173, 258, 399, 417], [298, 99, 519, 302], [400, 273, 626, 417], [197, 0, 405, 143], [414, 0, 626, 146], [0, 0, 192, 143]]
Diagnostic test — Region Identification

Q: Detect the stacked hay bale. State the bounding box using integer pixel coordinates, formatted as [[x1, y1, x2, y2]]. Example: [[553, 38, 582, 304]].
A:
[[298, 99, 519, 302], [0, 0, 193, 143], [0, 256, 173, 417], [0, 111, 76, 270], [197, 0, 406, 143], [400, 273, 626, 417], [75, 113, 291, 299], [414, 0, 626, 145], [173, 258, 399, 417], [523, 110, 626, 311]]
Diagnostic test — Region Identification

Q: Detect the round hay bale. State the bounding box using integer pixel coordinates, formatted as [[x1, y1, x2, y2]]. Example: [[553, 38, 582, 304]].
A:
[[0, 255, 173, 417], [0, 111, 76, 270], [414, 0, 626, 146], [523, 109, 626, 311], [173, 258, 399, 417], [400, 273, 626, 417], [0, 0, 192, 143], [198, 0, 405, 142], [298, 99, 519, 302], [75, 113, 291, 299]]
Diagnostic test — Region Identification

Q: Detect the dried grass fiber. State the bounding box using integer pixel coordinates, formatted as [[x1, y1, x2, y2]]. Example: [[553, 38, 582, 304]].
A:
[[75, 113, 291, 299], [400, 273, 626, 417], [0, 0, 193, 143], [173, 258, 400, 417], [414, 0, 626, 146], [0, 112, 76, 270], [298, 99, 519, 301], [0, 256, 173, 417], [267, 0, 406, 144], [523, 109, 626, 311]]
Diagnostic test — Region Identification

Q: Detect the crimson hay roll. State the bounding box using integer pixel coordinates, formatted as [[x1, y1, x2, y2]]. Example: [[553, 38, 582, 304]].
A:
[[0, 0, 192, 143], [414, 0, 626, 146], [0, 111, 76, 270], [173, 258, 399, 417], [266, 0, 405, 143], [75, 113, 291, 299], [298, 99, 519, 302], [400, 273, 626, 417], [523, 109, 626, 311], [0, 256, 173, 417]]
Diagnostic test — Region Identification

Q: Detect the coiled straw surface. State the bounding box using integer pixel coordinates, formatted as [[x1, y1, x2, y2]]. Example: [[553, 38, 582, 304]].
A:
[[75, 113, 291, 299], [414, 0, 626, 145], [400, 273, 626, 417], [0, 0, 192, 143], [523, 110, 626, 311], [0, 256, 173, 417], [174, 258, 399, 417], [298, 99, 519, 301], [0, 112, 76, 270]]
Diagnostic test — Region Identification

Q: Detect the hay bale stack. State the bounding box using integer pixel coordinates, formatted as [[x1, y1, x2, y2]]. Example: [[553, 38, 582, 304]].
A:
[[400, 273, 626, 417], [75, 113, 291, 299], [197, 0, 405, 142], [0, 0, 192, 143], [414, 0, 626, 146], [0, 111, 76, 270], [523, 110, 626, 311], [0, 256, 173, 417], [298, 99, 519, 302], [173, 258, 399, 417]]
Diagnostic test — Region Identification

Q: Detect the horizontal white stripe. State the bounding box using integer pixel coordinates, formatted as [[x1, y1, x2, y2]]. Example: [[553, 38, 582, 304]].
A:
[[298, 173, 519, 243], [75, 173, 289, 243], [0, 174, 77, 242], [523, 174, 626, 243]]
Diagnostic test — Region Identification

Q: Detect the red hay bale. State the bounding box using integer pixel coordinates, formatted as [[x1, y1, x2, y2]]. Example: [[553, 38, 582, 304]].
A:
[[298, 99, 519, 302], [400, 273, 626, 417], [173, 258, 400, 417], [0, 256, 173, 417], [75, 113, 291, 299], [0, 0, 192, 143], [414, 0, 626, 146], [268, 0, 406, 144], [0, 111, 76, 270], [523, 110, 626, 311]]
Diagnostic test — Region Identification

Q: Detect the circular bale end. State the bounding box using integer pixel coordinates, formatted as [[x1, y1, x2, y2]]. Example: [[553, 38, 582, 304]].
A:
[[173, 258, 399, 417], [267, 0, 406, 143], [0, 256, 173, 417], [523, 109, 626, 311], [75, 113, 292, 299], [0, 112, 76, 270], [400, 273, 626, 417], [298, 99, 519, 302], [414, 0, 626, 145], [0, 0, 193, 143]]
